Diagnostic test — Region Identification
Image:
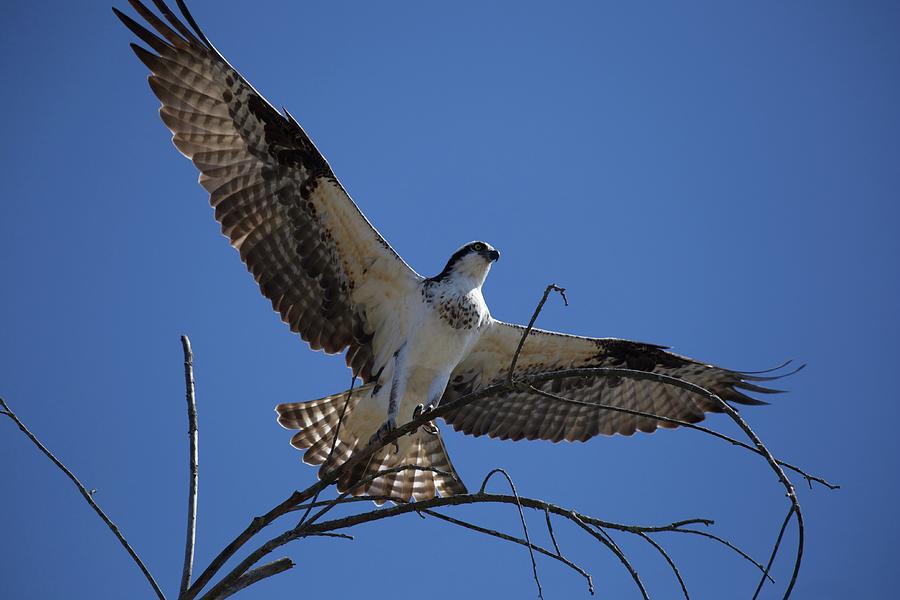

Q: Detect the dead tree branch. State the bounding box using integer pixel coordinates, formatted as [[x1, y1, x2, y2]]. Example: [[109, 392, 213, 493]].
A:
[[754, 507, 796, 599], [183, 304, 834, 600], [4, 283, 836, 599], [479, 468, 545, 600], [637, 531, 689, 600], [507, 283, 568, 384], [0, 398, 167, 600], [179, 335, 199, 600], [421, 508, 595, 595], [210, 557, 294, 600]]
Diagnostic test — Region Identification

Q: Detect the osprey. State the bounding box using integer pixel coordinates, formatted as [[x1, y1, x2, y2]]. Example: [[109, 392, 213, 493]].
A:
[[117, 0, 790, 503]]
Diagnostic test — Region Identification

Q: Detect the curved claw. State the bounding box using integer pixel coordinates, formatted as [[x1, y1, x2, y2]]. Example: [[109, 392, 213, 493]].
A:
[[413, 404, 439, 436]]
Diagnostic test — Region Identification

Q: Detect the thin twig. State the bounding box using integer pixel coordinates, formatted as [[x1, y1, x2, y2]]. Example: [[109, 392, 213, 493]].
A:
[[302, 532, 354, 541], [301, 464, 456, 529], [422, 509, 594, 595], [544, 506, 562, 557], [295, 374, 356, 528], [208, 557, 294, 600], [753, 507, 795, 599], [638, 532, 689, 600], [479, 468, 544, 600], [507, 283, 568, 384], [523, 380, 836, 490], [180, 335, 199, 600], [287, 496, 396, 512], [709, 396, 804, 599], [670, 528, 774, 583], [570, 513, 649, 600], [0, 398, 167, 600]]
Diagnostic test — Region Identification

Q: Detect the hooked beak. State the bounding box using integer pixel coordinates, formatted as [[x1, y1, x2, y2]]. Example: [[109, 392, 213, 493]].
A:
[[487, 249, 500, 262]]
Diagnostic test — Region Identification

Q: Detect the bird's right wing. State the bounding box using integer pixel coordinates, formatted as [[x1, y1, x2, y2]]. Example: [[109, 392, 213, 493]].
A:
[[441, 320, 795, 441], [116, 0, 421, 381]]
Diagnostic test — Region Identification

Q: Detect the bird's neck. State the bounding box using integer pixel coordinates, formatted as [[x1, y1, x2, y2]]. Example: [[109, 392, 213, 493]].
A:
[[447, 267, 490, 292]]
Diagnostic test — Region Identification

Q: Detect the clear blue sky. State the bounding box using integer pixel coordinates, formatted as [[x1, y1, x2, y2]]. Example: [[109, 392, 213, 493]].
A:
[[2, 1, 898, 598]]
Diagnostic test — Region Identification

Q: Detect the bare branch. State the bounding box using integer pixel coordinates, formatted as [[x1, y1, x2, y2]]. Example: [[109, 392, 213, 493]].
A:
[[669, 528, 774, 583], [569, 513, 649, 600], [637, 532, 689, 600], [708, 395, 804, 599], [302, 532, 354, 541], [287, 496, 395, 512], [544, 506, 562, 557], [302, 465, 456, 529], [179, 335, 199, 600], [507, 283, 568, 384], [479, 468, 545, 600], [202, 465, 456, 599], [422, 509, 594, 595], [186, 361, 828, 599], [207, 558, 294, 600], [753, 507, 795, 599], [8, 304, 829, 600], [0, 398, 167, 600], [294, 375, 356, 528], [200, 486, 728, 600], [185, 491, 305, 599]]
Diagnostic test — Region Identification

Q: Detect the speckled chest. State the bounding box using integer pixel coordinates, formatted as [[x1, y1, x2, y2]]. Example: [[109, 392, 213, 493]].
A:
[[421, 281, 486, 330]]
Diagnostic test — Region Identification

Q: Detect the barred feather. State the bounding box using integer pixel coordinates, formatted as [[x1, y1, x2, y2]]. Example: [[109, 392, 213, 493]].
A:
[[277, 387, 466, 504]]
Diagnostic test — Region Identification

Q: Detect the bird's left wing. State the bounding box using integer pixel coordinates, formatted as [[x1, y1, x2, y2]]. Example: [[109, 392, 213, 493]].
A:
[[115, 1, 420, 381], [441, 320, 791, 442]]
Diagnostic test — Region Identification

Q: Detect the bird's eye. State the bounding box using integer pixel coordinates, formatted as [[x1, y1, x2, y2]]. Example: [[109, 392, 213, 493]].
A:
[[473, 243, 485, 251]]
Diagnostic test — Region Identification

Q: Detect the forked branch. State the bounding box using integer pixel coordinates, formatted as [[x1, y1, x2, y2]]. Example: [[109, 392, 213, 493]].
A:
[[3, 284, 836, 600]]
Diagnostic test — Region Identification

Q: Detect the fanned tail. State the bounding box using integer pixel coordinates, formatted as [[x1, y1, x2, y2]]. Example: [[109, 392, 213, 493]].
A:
[[276, 386, 369, 471], [276, 388, 466, 504], [341, 426, 467, 505]]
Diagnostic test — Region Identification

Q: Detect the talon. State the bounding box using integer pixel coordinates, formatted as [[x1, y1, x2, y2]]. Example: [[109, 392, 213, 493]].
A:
[[412, 404, 439, 436]]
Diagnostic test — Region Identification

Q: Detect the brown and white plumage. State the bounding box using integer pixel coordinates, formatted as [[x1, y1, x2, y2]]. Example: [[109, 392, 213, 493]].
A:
[[276, 386, 466, 504], [118, 0, 792, 506], [441, 323, 789, 442], [115, 0, 418, 380], [115, 0, 466, 500]]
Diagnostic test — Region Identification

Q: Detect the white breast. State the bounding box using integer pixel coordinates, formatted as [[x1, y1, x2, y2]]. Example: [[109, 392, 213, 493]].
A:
[[393, 281, 489, 416]]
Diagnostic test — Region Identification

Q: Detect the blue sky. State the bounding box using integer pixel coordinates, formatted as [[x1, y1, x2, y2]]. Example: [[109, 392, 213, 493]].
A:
[[2, 1, 898, 598]]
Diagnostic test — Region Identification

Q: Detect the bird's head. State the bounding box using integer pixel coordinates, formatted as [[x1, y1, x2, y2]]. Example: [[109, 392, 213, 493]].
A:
[[433, 241, 500, 288]]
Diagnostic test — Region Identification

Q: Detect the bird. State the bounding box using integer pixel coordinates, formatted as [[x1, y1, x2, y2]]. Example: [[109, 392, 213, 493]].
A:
[[116, 0, 794, 504]]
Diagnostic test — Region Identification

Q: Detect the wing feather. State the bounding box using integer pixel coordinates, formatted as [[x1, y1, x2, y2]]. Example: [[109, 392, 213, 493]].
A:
[[442, 320, 790, 442], [117, 0, 421, 379]]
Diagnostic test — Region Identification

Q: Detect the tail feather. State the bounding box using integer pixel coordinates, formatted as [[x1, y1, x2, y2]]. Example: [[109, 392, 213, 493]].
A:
[[356, 426, 467, 505], [276, 386, 368, 469], [276, 387, 467, 504]]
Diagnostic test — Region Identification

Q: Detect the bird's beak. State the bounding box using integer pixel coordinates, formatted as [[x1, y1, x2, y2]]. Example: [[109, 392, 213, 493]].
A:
[[488, 249, 500, 262]]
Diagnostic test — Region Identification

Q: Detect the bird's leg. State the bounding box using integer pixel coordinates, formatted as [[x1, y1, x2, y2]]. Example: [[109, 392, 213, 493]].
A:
[[412, 404, 439, 435], [413, 379, 445, 436], [369, 345, 406, 453]]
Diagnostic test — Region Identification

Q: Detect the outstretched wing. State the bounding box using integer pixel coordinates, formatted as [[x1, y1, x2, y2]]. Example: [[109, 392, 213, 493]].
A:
[[441, 320, 792, 441], [115, 0, 420, 381]]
